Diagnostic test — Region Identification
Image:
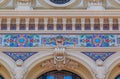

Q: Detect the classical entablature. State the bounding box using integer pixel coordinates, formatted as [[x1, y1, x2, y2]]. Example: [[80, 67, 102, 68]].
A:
[[0, 10, 119, 34]]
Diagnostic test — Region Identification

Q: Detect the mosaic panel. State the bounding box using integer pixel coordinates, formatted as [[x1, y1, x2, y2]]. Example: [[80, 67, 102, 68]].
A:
[[41, 35, 78, 46], [82, 52, 115, 61], [3, 52, 37, 61], [79, 34, 116, 47], [0, 34, 119, 47], [3, 34, 40, 47]]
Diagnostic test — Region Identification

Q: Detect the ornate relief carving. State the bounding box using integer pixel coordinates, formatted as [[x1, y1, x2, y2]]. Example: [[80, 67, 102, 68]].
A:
[[87, 0, 105, 10], [41, 58, 79, 71], [15, 0, 33, 10], [54, 47, 66, 70], [12, 59, 27, 79], [94, 59, 107, 79]]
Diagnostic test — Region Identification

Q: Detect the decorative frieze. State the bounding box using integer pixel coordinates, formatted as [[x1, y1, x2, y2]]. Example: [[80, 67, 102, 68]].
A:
[[0, 34, 120, 47]]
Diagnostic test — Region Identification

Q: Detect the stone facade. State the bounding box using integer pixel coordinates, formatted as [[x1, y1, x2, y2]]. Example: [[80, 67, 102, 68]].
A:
[[0, 0, 120, 79]]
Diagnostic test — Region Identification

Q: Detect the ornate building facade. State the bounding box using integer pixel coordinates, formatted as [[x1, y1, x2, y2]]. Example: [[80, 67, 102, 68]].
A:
[[0, 0, 120, 79]]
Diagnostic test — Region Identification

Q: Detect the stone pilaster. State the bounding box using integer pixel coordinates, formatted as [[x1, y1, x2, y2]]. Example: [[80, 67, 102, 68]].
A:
[[72, 18, 76, 31], [34, 18, 39, 30], [25, 18, 29, 31], [44, 18, 48, 31], [53, 18, 57, 31], [99, 18, 104, 31], [62, 18, 66, 31], [16, 18, 20, 30], [118, 18, 120, 31], [90, 18, 94, 31], [109, 18, 113, 31], [7, 18, 11, 30], [81, 18, 85, 31]]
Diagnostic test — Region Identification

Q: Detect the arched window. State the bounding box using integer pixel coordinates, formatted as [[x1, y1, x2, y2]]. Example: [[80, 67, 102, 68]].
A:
[[37, 70, 82, 79], [0, 76, 4, 79], [115, 75, 120, 79]]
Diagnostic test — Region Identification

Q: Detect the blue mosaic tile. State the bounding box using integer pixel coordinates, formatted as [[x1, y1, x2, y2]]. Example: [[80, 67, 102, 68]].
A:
[[3, 52, 37, 61], [82, 52, 115, 61]]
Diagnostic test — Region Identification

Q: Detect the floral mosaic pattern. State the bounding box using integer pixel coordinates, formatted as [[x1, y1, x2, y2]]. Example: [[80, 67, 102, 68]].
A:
[[41, 35, 78, 46], [0, 34, 119, 47], [82, 52, 115, 61], [3, 52, 37, 61], [3, 34, 40, 47], [79, 34, 116, 47]]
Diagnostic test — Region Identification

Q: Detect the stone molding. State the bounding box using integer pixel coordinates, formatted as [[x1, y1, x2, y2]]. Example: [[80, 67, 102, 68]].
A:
[[0, 10, 119, 17]]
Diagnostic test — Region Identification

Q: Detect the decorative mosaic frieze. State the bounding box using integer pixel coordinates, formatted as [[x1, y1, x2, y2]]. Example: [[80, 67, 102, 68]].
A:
[[3, 52, 37, 61], [3, 34, 40, 47], [0, 34, 119, 47], [82, 52, 115, 61]]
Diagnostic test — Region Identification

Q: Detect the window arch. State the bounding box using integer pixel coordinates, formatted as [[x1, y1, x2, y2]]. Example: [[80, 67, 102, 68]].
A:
[[37, 70, 82, 79], [115, 75, 120, 79], [50, 0, 70, 4], [0, 76, 4, 79]]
